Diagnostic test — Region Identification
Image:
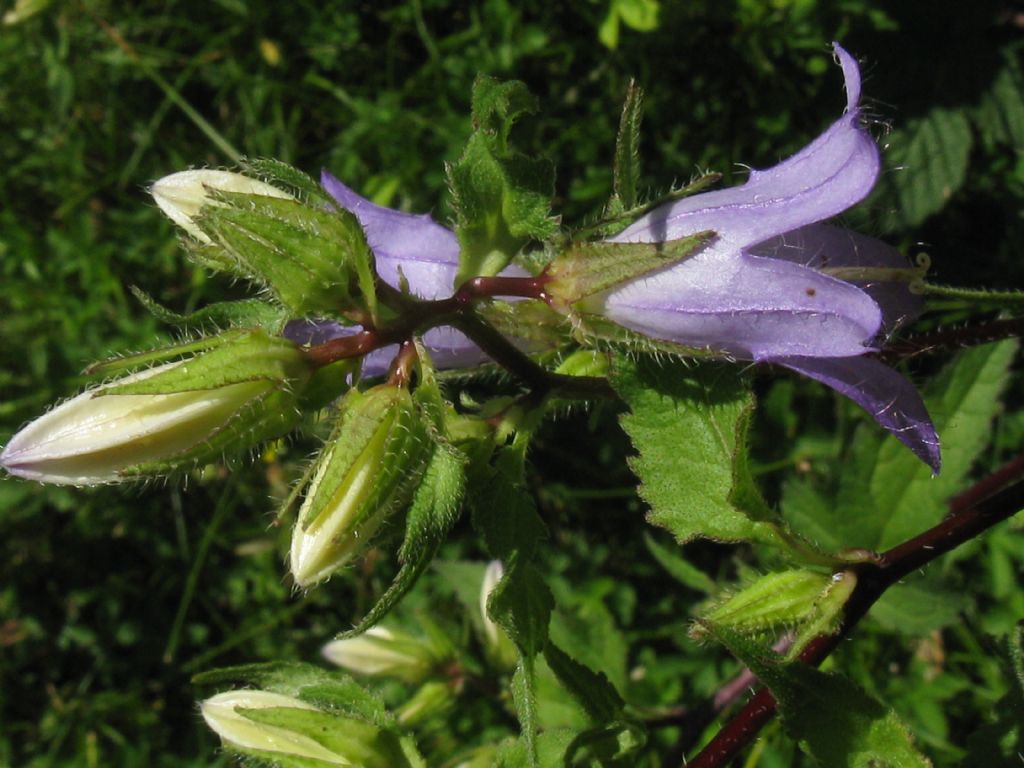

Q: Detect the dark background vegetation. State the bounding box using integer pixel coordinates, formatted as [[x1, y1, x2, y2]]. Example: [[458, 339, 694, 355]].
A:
[[1, 1, 1022, 765]]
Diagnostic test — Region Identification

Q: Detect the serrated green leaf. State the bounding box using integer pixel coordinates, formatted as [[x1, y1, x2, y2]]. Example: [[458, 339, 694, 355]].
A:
[[470, 447, 548, 560], [131, 286, 287, 333], [869, 578, 971, 635], [489, 562, 553, 660], [705, 623, 931, 768], [783, 341, 1018, 554], [610, 355, 783, 545], [542, 642, 624, 725], [974, 48, 1024, 149], [872, 107, 972, 231], [450, 77, 556, 283], [564, 720, 646, 767], [962, 626, 1024, 767]]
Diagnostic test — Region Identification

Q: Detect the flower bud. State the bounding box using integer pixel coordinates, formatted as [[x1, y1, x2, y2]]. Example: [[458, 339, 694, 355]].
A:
[[153, 169, 378, 318], [289, 384, 433, 587], [1, 330, 311, 485], [200, 690, 412, 767], [322, 626, 439, 683], [151, 170, 293, 243]]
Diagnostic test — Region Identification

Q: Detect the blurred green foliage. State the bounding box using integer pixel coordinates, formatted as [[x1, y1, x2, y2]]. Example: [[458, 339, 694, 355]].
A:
[[1, 0, 1022, 765]]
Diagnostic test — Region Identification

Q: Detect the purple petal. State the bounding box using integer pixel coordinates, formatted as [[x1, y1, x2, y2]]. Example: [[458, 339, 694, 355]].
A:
[[610, 44, 878, 251], [321, 170, 460, 300], [751, 224, 922, 332], [773, 355, 941, 472], [601, 252, 882, 360]]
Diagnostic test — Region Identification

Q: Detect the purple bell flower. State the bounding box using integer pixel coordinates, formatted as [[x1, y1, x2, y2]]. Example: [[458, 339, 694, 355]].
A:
[[297, 44, 939, 471]]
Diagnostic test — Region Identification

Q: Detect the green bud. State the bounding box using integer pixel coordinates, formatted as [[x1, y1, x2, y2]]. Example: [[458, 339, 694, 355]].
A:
[[692, 570, 833, 640], [289, 385, 433, 588], [152, 169, 377, 319], [1, 330, 311, 484], [545, 231, 714, 310], [200, 690, 413, 768], [322, 626, 441, 684]]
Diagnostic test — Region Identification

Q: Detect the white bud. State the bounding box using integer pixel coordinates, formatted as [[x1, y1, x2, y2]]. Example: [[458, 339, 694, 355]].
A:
[[151, 170, 292, 242], [200, 690, 343, 764], [1, 363, 258, 485], [322, 626, 436, 683]]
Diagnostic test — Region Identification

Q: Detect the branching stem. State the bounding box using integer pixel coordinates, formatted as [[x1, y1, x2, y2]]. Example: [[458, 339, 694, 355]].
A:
[[302, 272, 611, 400], [681, 451, 1024, 768]]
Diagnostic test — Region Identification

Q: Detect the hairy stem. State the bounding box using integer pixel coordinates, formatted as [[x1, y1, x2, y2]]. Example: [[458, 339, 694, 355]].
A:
[[681, 451, 1024, 768]]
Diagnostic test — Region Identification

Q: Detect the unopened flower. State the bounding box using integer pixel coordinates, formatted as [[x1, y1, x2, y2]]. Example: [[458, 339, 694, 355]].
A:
[[151, 169, 292, 243], [322, 626, 439, 683], [1, 330, 310, 485], [289, 384, 433, 587], [200, 689, 411, 767]]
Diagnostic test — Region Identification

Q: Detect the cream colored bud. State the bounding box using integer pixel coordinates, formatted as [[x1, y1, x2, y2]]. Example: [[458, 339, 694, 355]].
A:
[[322, 626, 435, 683], [200, 690, 343, 764], [1, 363, 262, 485], [289, 386, 432, 587], [151, 170, 292, 242]]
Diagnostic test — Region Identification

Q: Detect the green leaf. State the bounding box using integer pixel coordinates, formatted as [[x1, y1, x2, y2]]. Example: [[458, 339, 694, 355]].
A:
[[869, 577, 971, 635], [489, 562, 553, 661], [105, 329, 308, 395], [470, 447, 548, 560], [241, 157, 334, 204], [612, 80, 643, 211], [783, 340, 1018, 554], [564, 720, 646, 766], [610, 356, 785, 546], [130, 286, 287, 333], [450, 76, 556, 283], [542, 642, 625, 724], [643, 533, 718, 594], [872, 107, 972, 231], [974, 48, 1024, 149], [962, 625, 1024, 767], [705, 623, 931, 768], [339, 442, 467, 637]]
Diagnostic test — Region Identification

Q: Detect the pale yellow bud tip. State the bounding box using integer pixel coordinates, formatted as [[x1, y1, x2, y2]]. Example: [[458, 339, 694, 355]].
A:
[[151, 170, 292, 242], [199, 690, 341, 763]]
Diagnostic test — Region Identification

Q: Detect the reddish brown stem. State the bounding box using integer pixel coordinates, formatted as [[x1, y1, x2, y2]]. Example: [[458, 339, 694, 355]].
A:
[[684, 451, 1024, 768]]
